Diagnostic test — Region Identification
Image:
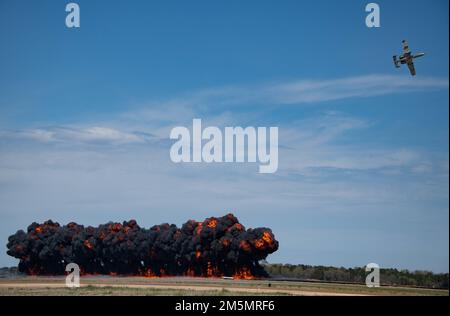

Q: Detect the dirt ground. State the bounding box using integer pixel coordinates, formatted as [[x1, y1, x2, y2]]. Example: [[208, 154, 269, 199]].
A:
[[0, 276, 447, 296]]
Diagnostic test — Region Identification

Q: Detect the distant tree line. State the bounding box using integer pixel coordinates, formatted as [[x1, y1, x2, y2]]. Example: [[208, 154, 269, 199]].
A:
[[264, 263, 449, 289]]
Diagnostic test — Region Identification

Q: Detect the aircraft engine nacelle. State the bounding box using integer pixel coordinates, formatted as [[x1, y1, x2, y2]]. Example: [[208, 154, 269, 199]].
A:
[[393, 55, 400, 68]]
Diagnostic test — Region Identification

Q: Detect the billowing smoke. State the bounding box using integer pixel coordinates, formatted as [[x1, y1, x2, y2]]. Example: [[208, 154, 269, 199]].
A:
[[6, 214, 278, 278]]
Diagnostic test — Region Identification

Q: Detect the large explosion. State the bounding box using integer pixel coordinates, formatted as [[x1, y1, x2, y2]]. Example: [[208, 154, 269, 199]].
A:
[[6, 214, 278, 279]]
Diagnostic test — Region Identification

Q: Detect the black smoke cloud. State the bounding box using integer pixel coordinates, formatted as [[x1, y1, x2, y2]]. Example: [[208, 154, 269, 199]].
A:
[[6, 214, 278, 278]]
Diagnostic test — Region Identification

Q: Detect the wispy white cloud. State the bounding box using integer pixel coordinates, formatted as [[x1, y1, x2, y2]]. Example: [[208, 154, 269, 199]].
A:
[[279, 112, 370, 147], [0, 126, 153, 144], [267, 75, 449, 104], [115, 74, 448, 129], [1, 74, 447, 175], [4, 73, 446, 144], [140, 74, 448, 109], [278, 113, 430, 174]]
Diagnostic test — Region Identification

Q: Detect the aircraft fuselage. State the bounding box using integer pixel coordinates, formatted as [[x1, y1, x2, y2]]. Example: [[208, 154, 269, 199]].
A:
[[399, 52, 412, 64]]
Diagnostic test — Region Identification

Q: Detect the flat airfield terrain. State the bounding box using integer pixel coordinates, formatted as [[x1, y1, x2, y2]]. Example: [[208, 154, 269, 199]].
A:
[[0, 276, 448, 296]]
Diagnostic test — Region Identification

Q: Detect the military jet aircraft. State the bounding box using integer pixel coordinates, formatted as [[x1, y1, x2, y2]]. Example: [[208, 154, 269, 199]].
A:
[[393, 40, 425, 76]]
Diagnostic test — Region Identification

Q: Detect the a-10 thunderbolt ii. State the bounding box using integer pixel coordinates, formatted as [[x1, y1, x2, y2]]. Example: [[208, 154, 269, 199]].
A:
[[393, 40, 425, 76]]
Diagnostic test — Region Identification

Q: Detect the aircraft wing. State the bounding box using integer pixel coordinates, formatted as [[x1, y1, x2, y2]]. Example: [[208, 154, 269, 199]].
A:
[[402, 40, 411, 54], [407, 61, 416, 76]]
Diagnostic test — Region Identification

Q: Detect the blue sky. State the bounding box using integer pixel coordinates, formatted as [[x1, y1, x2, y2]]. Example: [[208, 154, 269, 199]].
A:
[[0, 0, 448, 272]]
